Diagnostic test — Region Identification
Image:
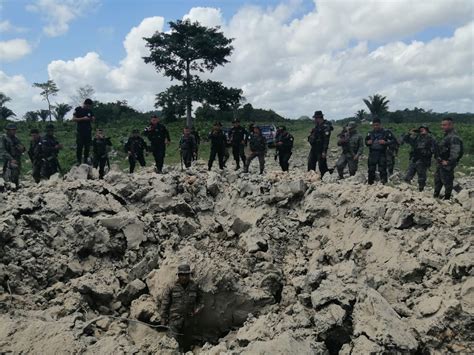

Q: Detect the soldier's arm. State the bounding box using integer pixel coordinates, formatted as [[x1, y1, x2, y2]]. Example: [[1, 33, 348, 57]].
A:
[[160, 287, 172, 325], [124, 139, 131, 153], [448, 137, 462, 164], [356, 136, 364, 157], [323, 132, 330, 152], [1, 137, 14, 161], [165, 127, 171, 142]]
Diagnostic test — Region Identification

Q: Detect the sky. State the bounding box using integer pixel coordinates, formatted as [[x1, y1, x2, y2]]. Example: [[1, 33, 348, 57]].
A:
[[0, 0, 473, 120]]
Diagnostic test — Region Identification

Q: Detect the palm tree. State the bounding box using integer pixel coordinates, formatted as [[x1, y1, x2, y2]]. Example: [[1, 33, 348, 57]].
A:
[[354, 109, 366, 122], [37, 109, 50, 122], [363, 94, 390, 118], [0, 92, 12, 107], [53, 103, 72, 121], [24, 111, 39, 122], [0, 107, 16, 120]]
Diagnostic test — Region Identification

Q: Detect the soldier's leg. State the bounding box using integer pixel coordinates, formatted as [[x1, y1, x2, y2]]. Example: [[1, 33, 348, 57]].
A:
[[379, 153, 388, 184], [157, 146, 166, 173], [404, 160, 417, 183], [232, 145, 240, 167], [433, 165, 443, 197], [367, 153, 377, 185], [137, 154, 146, 167], [442, 166, 455, 199], [386, 153, 394, 176], [208, 147, 216, 170], [258, 153, 265, 174], [99, 158, 106, 179], [32, 162, 41, 183], [244, 153, 256, 173], [318, 152, 329, 177], [129, 156, 136, 173], [239, 145, 246, 166], [223, 148, 229, 167], [416, 160, 427, 191], [280, 152, 290, 171], [348, 156, 358, 176], [76, 134, 84, 164], [336, 154, 347, 178], [184, 150, 192, 168], [307, 149, 317, 171], [217, 148, 225, 169]]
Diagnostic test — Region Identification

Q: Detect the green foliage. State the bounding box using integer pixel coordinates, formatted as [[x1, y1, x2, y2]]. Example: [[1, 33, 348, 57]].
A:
[[53, 103, 73, 122], [32, 80, 59, 121], [363, 94, 390, 118], [37, 109, 49, 122], [23, 111, 39, 122], [354, 109, 367, 122], [0, 92, 16, 120]]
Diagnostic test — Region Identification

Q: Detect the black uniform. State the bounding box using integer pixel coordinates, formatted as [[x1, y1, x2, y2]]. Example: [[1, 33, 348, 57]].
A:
[[190, 128, 200, 160], [208, 129, 226, 170], [434, 130, 463, 199], [307, 121, 333, 175], [92, 137, 112, 179], [244, 132, 267, 174], [144, 123, 170, 173], [125, 136, 147, 173], [275, 131, 294, 171], [179, 134, 197, 168], [402, 132, 436, 191], [40, 134, 61, 179], [229, 126, 248, 169], [365, 129, 395, 184], [73, 106, 94, 164], [28, 137, 42, 183]]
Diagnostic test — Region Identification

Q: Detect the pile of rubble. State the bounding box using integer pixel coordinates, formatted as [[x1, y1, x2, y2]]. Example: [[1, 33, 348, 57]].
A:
[[0, 159, 472, 354]]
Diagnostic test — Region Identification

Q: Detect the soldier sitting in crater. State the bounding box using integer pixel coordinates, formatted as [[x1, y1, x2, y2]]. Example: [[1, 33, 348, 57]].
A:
[[160, 264, 203, 351]]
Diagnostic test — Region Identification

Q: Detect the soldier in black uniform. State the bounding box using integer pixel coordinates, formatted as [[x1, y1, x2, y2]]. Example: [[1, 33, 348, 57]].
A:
[[1, 123, 25, 188], [275, 126, 294, 172], [190, 126, 200, 160], [144, 114, 170, 174], [28, 128, 42, 183], [307, 110, 333, 176], [229, 119, 248, 170], [179, 127, 197, 169], [160, 264, 203, 352], [72, 98, 95, 165], [244, 126, 267, 174], [402, 125, 436, 191], [40, 124, 63, 179], [92, 129, 112, 179], [125, 129, 148, 173], [365, 118, 395, 185], [208, 122, 226, 171], [434, 117, 463, 199]]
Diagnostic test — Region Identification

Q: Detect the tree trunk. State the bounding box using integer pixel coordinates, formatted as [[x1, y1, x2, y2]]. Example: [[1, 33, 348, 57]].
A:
[[47, 97, 52, 121], [185, 61, 192, 128]]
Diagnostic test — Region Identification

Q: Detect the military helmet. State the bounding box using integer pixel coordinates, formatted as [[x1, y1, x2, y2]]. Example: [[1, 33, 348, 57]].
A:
[[313, 110, 324, 119], [177, 264, 192, 275], [5, 123, 17, 130], [418, 124, 430, 132]]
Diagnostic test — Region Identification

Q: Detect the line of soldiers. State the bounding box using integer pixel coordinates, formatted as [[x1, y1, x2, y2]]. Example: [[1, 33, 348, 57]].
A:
[[1, 101, 464, 199]]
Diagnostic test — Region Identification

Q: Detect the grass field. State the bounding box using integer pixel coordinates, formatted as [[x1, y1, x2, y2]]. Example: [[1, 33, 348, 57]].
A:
[[9, 119, 474, 180]]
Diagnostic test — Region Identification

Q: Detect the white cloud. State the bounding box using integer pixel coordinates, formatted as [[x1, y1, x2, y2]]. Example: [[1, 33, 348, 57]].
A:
[[0, 20, 28, 33], [0, 39, 32, 61], [0, 71, 43, 118], [5, 1, 474, 119], [26, 0, 99, 37]]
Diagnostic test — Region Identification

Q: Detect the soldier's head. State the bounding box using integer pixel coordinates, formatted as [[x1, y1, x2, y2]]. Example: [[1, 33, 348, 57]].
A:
[[5, 123, 17, 136], [253, 126, 261, 135], [183, 126, 190, 136], [177, 264, 192, 284], [96, 128, 104, 138], [418, 125, 429, 135], [83, 98, 93, 109], [30, 128, 40, 141], [347, 122, 357, 132], [132, 129, 139, 137], [372, 118, 382, 131], [45, 124, 55, 136], [213, 121, 222, 130], [441, 117, 454, 133], [313, 111, 324, 125], [150, 114, 159, 125], [232, 119, 240, 127], [277, 125, 286, 133]]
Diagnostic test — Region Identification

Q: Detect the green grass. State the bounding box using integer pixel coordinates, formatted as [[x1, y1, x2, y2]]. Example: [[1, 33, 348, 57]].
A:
[[9, 119, 474, 178]]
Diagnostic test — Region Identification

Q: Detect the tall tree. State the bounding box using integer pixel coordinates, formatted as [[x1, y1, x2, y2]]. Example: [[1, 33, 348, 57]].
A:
[[0, 92, 12, 108], [33, 80, 59, 121], [363, 94, 390, 118], [0, 107, 16, 120], [144, 19, 238, 127], [71, 85, 95, 106], [24, 111, 39, 122], [37, 109, 50, 123], [53, 103, 72, 122], [354, 109, 366, 122]]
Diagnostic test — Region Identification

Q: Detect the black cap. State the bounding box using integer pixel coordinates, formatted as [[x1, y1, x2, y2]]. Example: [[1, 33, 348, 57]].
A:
[[177, 264, 192, 275], [372, 118, 381, 124], [84, 98, 93, 105], [151, 114, 158, 118], [313, 111, 324, 119], [30, 128, 39, 134], [5, 123, 17, 130]]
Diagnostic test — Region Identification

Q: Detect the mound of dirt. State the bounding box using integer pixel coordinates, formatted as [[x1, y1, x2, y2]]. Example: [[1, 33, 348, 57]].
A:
[[1, 158, 473, 354]]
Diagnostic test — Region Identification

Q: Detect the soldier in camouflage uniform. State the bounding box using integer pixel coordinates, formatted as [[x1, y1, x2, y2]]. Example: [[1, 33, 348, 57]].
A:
[[28, 128, 43, 183], [274, 126, 294, 172], [40, 124, 63, 179], [179, 127, 197, 168], [160, 264, 203, 352], [385, 129, 400, 176], [125, 129, 148, 173], [434, 117, 463, 200], [244, 126, 267, 174], [335, 122, 363, 179], [1, 123, 25, 188], [402, 125, 436, 191], [92, 128, 112, 179]]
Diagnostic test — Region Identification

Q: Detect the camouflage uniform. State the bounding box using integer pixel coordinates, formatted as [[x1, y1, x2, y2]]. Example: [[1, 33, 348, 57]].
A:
[[229, 124, 248, 169], [179, 134, 197, 168], [40, 133, 61, 179], [125, 134, 147, 173], [28, 135, 43, 183], [275, 128, 294, 172], [1, 132, 25, 187], [92, 136, 112, 179], [244, 132, 267, 174], [402, 131, 436, 191], [336, 124, 363, 178], [385, 131, 400, 176], [434, 130, 463, 199], [365, 128, 395, 184]]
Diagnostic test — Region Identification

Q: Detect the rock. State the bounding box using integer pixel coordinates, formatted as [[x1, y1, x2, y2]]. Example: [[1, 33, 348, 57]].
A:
[[460, 278, 474, 314], [239, 233, 268, 253], [311, 278, 358, 309], [71, 271, 120, 305], [387, 208, 414, 229], [353, 288, 418, 351], [231, 217, 251, 235], [65, 164, 93, 181], [117, 279, 147, 305], [417, 296, 443, 317], [130, 295, 160, 323], [122, 222, 146, 249], [206, 173, 220, 197], [240, 331, 324, 355]]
